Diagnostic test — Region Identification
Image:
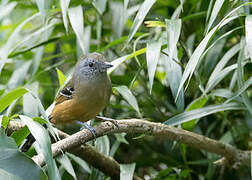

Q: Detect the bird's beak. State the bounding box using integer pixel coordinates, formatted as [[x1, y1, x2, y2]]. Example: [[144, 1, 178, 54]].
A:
[[102, 62, 113, 69]]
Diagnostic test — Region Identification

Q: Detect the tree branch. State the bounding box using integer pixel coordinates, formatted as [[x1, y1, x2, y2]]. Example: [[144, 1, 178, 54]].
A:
[[8, 121, 142, 180], [57, 130, 142, 180], [30, 119, 250, 169]]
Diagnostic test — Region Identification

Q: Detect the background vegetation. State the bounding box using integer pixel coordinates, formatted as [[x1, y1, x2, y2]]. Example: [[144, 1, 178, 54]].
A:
[[0, 0, 252, 179]]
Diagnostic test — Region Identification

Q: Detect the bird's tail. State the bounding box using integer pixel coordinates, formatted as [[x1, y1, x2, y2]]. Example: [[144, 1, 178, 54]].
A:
[[19, 124, 47, 152], [19, 133, 36, 152]]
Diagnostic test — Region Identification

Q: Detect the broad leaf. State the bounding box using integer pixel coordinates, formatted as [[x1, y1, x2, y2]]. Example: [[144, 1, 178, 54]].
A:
[[0, 129, 47, 180], [19, 115, 60, 180], [0, 87, 28, 113]]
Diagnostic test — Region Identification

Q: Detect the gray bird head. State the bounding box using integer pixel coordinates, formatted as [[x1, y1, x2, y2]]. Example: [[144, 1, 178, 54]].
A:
[[74, 53, 113, 81]]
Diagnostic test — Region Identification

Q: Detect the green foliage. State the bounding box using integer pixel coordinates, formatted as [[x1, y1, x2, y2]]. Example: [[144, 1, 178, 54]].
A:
[[0, 0, 251, 179], [0, 129, 47, 180]]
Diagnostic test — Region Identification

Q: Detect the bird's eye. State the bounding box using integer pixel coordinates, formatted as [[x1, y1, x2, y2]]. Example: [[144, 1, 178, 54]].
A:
[[89, 62, 94, 67]]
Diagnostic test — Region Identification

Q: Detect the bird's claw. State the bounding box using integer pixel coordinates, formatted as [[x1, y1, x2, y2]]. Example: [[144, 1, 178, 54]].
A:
[[95, 116, 119, 128], [75, 121, 97, 140]]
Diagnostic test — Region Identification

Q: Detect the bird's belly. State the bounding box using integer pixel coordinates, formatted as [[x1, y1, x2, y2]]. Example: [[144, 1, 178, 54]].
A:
[[79, 99, 106, 120]]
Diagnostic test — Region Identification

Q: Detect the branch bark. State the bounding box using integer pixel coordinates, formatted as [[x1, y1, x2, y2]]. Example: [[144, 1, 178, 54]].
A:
[[57, 130, 142, 180], [9, 121, 142, 180], [9, 119, 250, 179], [30, 119, 250, 168]]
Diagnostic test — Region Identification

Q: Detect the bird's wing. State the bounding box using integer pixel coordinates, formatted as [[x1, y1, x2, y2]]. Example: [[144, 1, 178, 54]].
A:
[[55, 80, 74, 105]]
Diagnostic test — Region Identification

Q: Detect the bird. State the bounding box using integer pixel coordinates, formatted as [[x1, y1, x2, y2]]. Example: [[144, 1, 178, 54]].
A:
[[49, 52, 112, 124], [20, 52, 113, 152]]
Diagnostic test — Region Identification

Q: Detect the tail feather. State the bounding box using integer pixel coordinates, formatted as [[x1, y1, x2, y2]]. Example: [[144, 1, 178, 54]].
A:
[[19, 124, 47, 152], [19, 133, 36, 152]]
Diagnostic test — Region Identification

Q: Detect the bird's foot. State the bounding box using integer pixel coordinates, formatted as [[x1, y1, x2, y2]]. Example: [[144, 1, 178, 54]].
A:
[[95, 116, 119, 128], [75, 121, 96, 140]]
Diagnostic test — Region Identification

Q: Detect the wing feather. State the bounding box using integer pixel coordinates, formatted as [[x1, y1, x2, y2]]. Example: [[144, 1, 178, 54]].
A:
[[55, 80, 74, 105]]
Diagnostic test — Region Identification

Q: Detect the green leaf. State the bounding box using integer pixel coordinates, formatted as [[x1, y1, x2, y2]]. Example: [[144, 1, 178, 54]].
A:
[[0, 116, 10, 130], [182, 96, 208, 130], [98, 33, 143, 53], [0, 87, 28, 113], [251, 150, 252, 179], [108, 55, 128, 74], [92, 0, 107, 15], [144, 21, 165, 27], [171, 0, 184, 19], [115, 133, 129, 144], [127, 0, 156, 43], [237, 38, 252, 115], [8, 61, 31, 89], [60, 0, 70, 32], [146, 39, 162, 94], [24, 89, 59, 142], [0, 13, 40, 74], [68, 6, 86, 54], [31, 46, 45, 76], [110, 2, 125, 38], [56, 68, 66, 86], [205, 44, 240, 93], [206, 62, 248, 94], [35, 0, 51, 14], [211, 89, 237, 99], [23, 83, 39, 117], [10, 19, 55, 55], [225, 77, 252, 104], [245, 15, 252, 61], [84, 25, 91, 54], [164, 102, 245, 126], [57, 154, 76, 180], [120, 163, 136, 180], [186, 33, 196, 57], [110, 133, 128, 157], [203, 38, 225, 77], [110, 140, 120, 157], [206, 0, 214, 23], [206, 0, 225, 33], [187, 97, 208, 111], [114, 86, 141, 117], [0, 2, 17, 21], [10, 126, 30, 146], [175, 4, 249, 100], [0, 169, 23, 180], [19, 115, 60, 180], [95, 135, 110, 156], [0, 129, 47, 180], [165, 19, 184, 111], [66, 152, 91, 174], [108, 47, 147, 74]]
